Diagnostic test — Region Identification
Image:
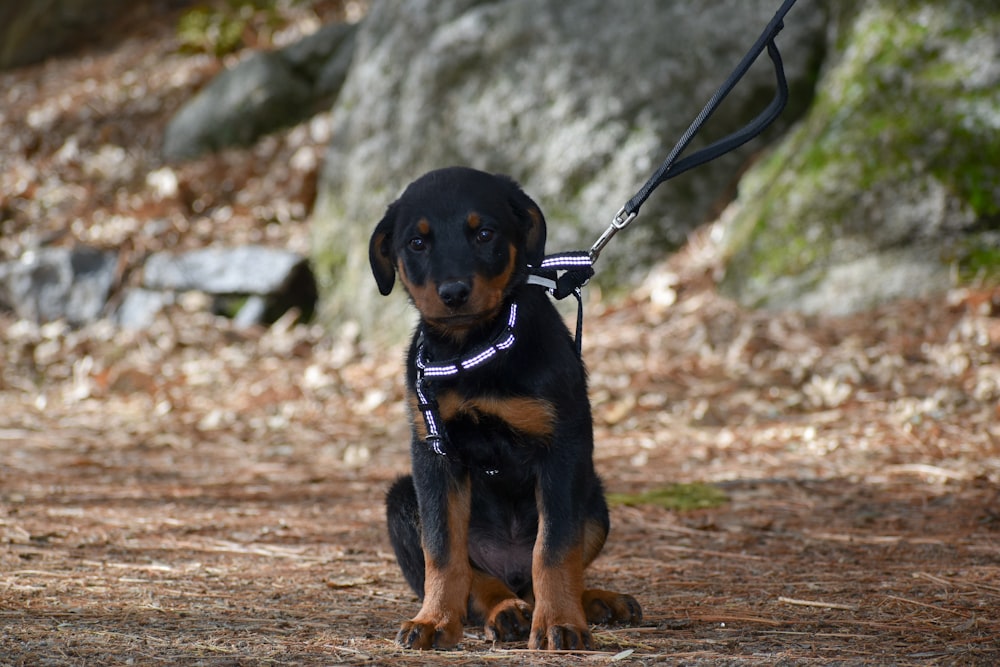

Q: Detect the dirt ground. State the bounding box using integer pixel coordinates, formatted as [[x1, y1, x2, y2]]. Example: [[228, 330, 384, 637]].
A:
[[1, 3, 999, 665]]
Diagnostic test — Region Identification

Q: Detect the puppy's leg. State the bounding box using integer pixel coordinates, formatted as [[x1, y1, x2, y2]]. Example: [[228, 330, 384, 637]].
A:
[[529, 474, 642, 649], [530, 532, 589, 649], [396, 469, 471, 650], [528, 464, 592, 651]]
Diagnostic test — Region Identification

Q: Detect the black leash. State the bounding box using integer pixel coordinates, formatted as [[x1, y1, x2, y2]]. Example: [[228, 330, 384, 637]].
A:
[[589, 0, 799, 263], [533, 0, 798, 350]]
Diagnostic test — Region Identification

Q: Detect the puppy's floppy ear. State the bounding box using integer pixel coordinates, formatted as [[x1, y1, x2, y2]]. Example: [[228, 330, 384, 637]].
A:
[[370, 203, 398, 296], [503, 177, 547, 267]]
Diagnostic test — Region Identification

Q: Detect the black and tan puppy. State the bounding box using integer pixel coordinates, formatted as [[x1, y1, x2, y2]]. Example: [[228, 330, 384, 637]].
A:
[[371, 166, 641, 651]]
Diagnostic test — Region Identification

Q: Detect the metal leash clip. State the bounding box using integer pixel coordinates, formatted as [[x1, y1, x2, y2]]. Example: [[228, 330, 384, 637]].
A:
[[589, 206, 638, 264]]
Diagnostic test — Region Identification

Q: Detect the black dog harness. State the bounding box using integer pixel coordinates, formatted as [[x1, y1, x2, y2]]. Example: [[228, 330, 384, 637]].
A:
[[413, 302, 517, 470], [413, 253, 594, 471]]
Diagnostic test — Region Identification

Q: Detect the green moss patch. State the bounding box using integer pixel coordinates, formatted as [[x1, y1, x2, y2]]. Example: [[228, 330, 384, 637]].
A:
[[177, 0, 286, 57], [607, 482, 728, 511], [954, 241, 1000, 284]]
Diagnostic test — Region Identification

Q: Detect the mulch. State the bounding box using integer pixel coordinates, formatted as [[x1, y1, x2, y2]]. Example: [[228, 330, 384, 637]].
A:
[[2, 264, 998, 664]]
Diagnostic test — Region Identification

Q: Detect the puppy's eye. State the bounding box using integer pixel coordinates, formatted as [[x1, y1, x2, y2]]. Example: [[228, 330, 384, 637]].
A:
[[408, 237, 427, 252], [475, 228, 495, 244]]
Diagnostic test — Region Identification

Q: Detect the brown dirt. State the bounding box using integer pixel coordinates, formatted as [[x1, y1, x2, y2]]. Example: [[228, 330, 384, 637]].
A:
[[1, 3, 998, 665]]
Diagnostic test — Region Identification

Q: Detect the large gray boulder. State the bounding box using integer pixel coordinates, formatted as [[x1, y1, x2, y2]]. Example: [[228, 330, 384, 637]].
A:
[[163, 21, 358, 161], [718, 0, 1000, 314], [312, 0, 829, 333], [0, 0, 130, 69]]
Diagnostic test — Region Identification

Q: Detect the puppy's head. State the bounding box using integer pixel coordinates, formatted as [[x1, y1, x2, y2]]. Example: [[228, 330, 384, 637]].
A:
[[370, 167, 546, 336]]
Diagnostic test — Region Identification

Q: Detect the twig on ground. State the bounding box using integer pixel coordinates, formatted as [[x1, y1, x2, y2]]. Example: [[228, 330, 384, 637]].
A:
[[778, 596, 859, 611], [884, 594, 971, 618]]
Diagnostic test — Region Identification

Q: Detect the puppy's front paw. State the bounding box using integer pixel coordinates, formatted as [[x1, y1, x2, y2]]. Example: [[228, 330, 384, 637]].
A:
[[396, 616, 462, 650], [528, 622, 593, 651]]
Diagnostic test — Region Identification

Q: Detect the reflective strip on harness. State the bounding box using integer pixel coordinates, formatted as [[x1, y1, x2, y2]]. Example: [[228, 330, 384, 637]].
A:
[[413, 302, 520, 465]]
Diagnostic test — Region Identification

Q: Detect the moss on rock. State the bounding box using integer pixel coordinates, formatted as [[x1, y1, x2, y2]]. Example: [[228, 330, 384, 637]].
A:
[[720, 0, 1000, 313]]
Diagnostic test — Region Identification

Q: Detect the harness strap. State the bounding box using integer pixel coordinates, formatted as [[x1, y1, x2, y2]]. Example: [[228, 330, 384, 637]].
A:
[[527, 251, 594, 355], [413, 302, 519, 472]]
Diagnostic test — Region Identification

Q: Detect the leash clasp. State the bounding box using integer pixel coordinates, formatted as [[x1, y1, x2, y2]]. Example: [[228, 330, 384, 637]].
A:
[[589, 206, 638, 264]]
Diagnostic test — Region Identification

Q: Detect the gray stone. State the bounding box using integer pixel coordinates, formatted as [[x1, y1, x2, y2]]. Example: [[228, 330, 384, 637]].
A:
[[115, 288, 175, 330], [0, 246, 117, 325], [162, 21, 358, 161], [311, 0, 828, 333], [143, 246, 307, 295], [137, 245, 318, 328], [232, 295, 269, 329], [718, 0, 1000, 314]]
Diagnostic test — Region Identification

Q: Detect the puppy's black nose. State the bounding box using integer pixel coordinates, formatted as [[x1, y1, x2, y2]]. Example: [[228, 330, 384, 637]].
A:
[[437, 280, 471, 308]]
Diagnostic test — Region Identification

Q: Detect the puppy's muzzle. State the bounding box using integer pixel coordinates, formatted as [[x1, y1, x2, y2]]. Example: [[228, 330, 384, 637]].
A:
[[437, 280, 471, 308]]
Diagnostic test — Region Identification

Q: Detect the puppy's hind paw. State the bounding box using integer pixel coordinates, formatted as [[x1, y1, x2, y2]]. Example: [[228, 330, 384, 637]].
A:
[[484, 597, 532, 642], [582, 589, 643, 626]]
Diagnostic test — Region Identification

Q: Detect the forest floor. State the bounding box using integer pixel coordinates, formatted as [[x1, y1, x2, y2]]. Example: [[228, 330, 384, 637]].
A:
[[1, 2, 999, 665]]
